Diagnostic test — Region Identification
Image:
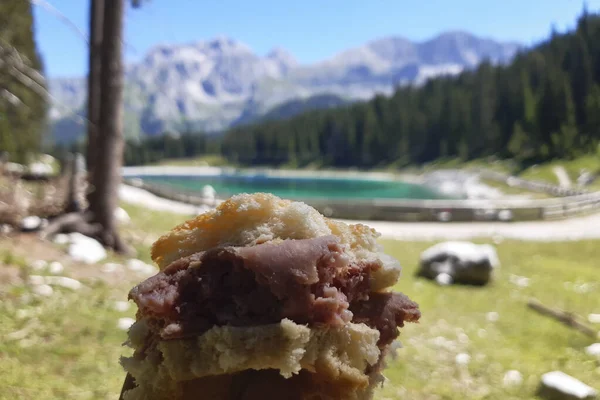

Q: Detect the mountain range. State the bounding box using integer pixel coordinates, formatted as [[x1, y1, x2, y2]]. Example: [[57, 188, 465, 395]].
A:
[[49, 31, 522, 143]]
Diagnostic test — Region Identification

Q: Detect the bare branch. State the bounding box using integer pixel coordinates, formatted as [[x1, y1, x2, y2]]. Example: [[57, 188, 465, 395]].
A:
[[0, 89, 24, 107], [27, 0, 89, 45], [0, 40, 89, 127], [27, 0, 139, 54], [0, 39, 46, 86]]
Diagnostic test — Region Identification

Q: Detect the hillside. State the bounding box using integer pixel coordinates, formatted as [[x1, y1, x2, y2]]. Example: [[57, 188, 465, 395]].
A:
[[218, 11, 600, 168]]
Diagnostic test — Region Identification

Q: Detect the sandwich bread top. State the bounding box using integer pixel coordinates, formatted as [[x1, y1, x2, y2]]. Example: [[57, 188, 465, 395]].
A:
[[151, 193, 401, 291]]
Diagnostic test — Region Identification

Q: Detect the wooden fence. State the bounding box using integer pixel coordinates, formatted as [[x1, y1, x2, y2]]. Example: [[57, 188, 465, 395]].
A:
[[123, 177, 600, 222], [476, 169, 588, 197]]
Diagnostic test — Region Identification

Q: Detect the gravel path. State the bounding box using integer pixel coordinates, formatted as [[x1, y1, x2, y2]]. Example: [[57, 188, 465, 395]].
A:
[[119, 184, 600, 242], [553, 166, 572, 188], [343, 214, 600, 241]]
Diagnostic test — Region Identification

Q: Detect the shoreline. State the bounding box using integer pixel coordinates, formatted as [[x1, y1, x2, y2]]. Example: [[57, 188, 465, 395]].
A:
[[118, 184, 600, 241], [122, 165, 423, 183]]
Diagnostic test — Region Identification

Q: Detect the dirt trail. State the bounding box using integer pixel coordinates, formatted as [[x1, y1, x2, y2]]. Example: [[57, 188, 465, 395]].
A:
[[553, 166, 572, 188]]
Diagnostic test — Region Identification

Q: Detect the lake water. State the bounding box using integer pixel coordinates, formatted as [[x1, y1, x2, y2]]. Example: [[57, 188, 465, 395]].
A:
[[137, 174, 452, 200]]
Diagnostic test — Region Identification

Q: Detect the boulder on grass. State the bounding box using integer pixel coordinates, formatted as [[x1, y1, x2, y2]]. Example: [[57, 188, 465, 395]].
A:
[[417, 241, 500, 286], [538, 371, 597, 400]]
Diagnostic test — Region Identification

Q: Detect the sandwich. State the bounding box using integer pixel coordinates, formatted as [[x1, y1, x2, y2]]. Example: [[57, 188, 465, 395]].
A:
[[119, 193, 420, 400]]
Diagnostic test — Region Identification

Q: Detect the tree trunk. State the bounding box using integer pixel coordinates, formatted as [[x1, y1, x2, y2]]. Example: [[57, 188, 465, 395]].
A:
[[65, 153, 86, 213], [87, 0, 128, 252], [86, 0, 103, 175]]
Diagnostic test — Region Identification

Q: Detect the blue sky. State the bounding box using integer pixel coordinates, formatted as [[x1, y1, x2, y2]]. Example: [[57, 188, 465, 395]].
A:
[[34, 0, 600, 78]]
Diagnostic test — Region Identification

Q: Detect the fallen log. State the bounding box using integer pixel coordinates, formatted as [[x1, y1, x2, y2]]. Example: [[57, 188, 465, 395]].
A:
[[527, 298, 599, 339]]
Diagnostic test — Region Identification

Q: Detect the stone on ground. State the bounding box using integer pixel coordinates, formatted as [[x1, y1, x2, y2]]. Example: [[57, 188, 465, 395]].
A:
[[538, 371, 597, 400], [126, 259, 157, 275], [114, 207, 131, 224], [113, 301, 130, 312], [48, 261, 64, 275], [585, 343, 600, 358], [30, 260, 48, 271], [53, 233, 69, 245], [117, 317, 135, 331], [503, 370, 523, 387], [417, 241, 500, 285], [67, 233, 107, 264], [21, 216, 46, 231], [31, 284, 53, 297], [101, 263, 122, 273]]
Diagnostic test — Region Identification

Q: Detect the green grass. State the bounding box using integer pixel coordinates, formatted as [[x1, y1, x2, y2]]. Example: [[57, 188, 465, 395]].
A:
[[518, 164, 561, 185], [119, 203, 193, 263], [0, 267, 138, 400], [518, 155, 600, 187], [1, 204, 599, 399], [417, 157, 516, 175], [479, 178, 552, 199], [378, 239, 600, 400]]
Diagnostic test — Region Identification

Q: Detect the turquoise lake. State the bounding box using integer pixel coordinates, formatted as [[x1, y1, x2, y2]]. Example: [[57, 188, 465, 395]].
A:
[[136, 174, 451, 200]]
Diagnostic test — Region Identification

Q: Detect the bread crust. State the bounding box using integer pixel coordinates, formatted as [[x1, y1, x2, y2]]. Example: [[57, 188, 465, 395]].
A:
[[121, 319, 382, 400], [150, 193, 400, 290]]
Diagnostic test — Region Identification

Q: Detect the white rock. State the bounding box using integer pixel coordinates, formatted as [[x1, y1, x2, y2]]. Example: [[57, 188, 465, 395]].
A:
[[28, 162, 53, 176], [455, 353, 471, 366], [126, 259, 145, 271], [45, 276, 82, 291], [588, 314, 600, 324], [201, 184, 216, 199], [30, 260, 48, 271], [28, 275, 45, 285], [48, 261, 64, 275], [101, 263, 122, 273], [539, 371, 597, 399], [435, 272, 453, 286], [113, 301, 130, 312], [509, 274, 530, 288], [114, 207, 131, 224], [32, 275, 83, 291], [39, 154, 56, 165], [503, 370, 523, 387], [585, 343, 600, 358], [486, 312, 499, 322], [128, 178, 143, 187], [68, 233, 107, 264], [4, 162, 24, 174], [126, 259, 157, 275], [21, 216, 43, 231], [117, 317, 136, 331], [53, 234, 69, 245], [492, 235, 504, 245], [419, 241, 500, 285], [437, 211, 452, 222], [32, 284, 53, 297], [498, 209, 513, 222]]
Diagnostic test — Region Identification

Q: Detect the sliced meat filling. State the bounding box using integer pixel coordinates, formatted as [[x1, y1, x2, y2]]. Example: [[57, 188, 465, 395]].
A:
[[130, 236, 381, 339], [349, 292, 421, 347]]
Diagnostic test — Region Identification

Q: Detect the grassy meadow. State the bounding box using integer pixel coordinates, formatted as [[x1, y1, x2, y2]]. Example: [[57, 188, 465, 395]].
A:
[[0, 204, 598, 399]]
